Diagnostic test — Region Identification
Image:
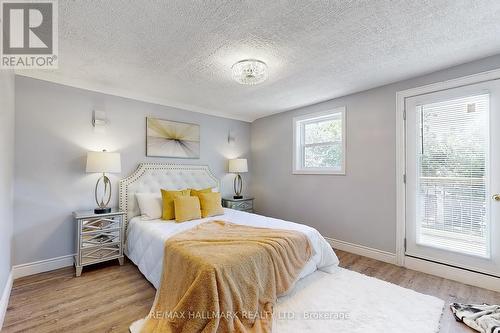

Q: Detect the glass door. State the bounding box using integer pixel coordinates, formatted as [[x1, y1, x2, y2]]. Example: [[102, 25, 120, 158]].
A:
[[405, 80, 500, 277]]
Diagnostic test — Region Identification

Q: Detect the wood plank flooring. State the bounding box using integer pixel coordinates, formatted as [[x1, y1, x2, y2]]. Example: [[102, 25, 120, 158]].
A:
[[4, 250, 500, 332]]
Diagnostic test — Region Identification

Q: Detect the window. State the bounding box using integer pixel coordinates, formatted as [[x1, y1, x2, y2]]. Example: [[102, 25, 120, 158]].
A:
[[293, 107, 346, 174], [416, 94, 489, 257]]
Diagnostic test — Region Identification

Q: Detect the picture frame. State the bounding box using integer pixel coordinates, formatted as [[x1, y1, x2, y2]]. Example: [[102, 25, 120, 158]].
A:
[[146, 117, 200, 158]]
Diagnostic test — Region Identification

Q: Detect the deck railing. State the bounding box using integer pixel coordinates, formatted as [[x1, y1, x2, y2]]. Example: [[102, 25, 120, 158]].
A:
[[418, 176, 486, 238]]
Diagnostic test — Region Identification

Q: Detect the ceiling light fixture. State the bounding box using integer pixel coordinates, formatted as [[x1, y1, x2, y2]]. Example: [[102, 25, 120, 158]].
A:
[[231, 59, 268, 85]]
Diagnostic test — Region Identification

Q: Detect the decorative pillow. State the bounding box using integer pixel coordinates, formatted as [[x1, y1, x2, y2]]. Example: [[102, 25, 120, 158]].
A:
[[173, 196, 202, 222], [161, 189, 191, 220], [136, 193, 162, 220], [198, 192, 224, 218], [190, 187, 212, 197]]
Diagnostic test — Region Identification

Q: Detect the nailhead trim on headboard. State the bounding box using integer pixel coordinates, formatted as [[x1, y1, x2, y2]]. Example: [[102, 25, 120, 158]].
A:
[[118, 163, 220, 237]]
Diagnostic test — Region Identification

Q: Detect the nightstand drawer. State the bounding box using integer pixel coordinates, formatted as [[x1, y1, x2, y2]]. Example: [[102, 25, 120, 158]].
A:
[[81, 244, 121, 265], [81, 215, 122, 234], [230, 200, 253, 210], [81, 230, 121, 248], [222, 198, 254, 212]]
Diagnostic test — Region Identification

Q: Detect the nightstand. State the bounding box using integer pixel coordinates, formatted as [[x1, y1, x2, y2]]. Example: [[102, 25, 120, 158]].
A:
[[73, 209, 125, 277], [222, 197, 254, 213]]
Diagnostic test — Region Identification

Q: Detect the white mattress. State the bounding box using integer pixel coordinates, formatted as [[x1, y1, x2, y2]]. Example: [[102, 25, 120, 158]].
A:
[[126, 208, 339, 289]]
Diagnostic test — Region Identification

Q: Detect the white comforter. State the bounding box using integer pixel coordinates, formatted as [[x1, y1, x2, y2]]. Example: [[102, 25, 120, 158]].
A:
[[126, 208, 339, 289]]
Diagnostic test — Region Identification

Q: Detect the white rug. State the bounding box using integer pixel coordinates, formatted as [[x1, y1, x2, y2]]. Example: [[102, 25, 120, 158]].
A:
[[131, 268, 444, 333], [274, 268, 444, 332]]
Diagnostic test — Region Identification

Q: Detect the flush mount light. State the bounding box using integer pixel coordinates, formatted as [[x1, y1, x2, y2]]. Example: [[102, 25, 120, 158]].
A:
[[231, 59, 268, 85]]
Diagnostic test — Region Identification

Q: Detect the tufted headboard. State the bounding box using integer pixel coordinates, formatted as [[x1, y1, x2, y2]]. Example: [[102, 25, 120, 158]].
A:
[[118, 163, 219, 232]]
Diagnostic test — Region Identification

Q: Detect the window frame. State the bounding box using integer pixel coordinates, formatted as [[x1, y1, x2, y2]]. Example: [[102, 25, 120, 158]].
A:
[[292, 107, 346, 175]]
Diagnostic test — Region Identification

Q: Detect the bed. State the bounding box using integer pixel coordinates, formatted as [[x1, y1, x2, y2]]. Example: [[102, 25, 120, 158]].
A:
[[119, 163, 339, 333], [126, 208, 338, 289], [119, 163, 339, 332]]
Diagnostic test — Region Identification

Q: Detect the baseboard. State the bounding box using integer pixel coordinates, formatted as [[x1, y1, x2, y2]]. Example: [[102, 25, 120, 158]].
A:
[[324, 237, 500, 292], [325, 237, 397, 265], [12, 254, 75, 279], [404, 256, 500, 293], [0, 271, 13, 331]]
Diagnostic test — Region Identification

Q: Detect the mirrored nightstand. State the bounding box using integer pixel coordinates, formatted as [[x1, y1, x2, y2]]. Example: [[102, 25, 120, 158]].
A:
[[73, 209, 125, 277]]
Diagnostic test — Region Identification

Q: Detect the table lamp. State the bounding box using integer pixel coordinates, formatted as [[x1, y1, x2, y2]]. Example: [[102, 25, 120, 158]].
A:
[[86, 150, 121, 214], [228, 158, 248, 199]]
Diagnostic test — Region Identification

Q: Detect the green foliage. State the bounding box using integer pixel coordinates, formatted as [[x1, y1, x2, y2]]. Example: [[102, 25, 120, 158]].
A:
[[420, 108, 486, 178], [305, 144, 342, 168], [304, 118, 342, 168]]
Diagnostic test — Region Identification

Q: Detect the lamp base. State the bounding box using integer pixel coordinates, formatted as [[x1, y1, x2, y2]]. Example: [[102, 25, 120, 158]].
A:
[[94, 207, 111, 214], [233, 174, 243, 200]]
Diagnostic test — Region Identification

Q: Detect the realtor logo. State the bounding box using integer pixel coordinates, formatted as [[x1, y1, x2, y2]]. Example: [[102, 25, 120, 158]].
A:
[[1, 0, 58, 68]]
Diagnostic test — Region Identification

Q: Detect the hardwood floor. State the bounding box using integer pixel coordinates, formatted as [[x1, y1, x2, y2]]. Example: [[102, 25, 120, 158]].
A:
[[4, 250, 500, 332]]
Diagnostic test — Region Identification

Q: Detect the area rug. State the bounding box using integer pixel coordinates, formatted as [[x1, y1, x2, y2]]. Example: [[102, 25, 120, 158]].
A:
[[131, 267, 444, 333], [273, 268, 444, 332]]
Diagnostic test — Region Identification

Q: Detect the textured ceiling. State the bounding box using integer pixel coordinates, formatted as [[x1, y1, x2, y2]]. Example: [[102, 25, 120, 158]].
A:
[[18, 0, 500, 121]]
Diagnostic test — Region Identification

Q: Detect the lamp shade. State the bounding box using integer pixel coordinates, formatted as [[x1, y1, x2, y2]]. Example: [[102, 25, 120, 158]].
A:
[[228, 158, 248, 173], [86, 151, 121, 173]]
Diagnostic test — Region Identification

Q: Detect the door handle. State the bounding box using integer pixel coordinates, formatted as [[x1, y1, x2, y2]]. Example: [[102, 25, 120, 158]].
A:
[[493, 194, 500, 201]]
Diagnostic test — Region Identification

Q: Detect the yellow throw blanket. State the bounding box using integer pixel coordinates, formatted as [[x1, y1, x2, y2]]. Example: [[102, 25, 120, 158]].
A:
[[138, 221, 312, 333]]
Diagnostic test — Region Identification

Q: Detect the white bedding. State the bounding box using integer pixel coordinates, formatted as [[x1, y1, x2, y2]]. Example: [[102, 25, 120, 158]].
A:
[[126, 208, 339, 289]]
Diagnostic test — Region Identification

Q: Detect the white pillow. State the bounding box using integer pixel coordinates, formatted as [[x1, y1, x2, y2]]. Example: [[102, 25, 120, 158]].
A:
[[135, 192, 162, 220]]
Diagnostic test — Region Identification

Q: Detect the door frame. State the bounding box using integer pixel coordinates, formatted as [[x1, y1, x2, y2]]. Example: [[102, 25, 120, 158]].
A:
[[395, 67, 500, 270]]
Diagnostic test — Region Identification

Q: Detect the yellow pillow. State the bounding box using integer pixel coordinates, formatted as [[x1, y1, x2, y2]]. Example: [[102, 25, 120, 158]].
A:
[[190, 187, 212, 197], [174, 196, 201, 222], [161, 189, 191, 220], [198, 192, 224, 218]]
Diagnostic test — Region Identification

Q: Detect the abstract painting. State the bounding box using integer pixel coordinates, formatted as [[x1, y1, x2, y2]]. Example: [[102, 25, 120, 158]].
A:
[[146, 118, 200, 158]]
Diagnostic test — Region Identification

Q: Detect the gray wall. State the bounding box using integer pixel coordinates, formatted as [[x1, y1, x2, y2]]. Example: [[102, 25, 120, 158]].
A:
[[251, 54, 500, 254], [12, 54, 500, 265], [14, 77, 251, 265], [0, 71, 15, 293]]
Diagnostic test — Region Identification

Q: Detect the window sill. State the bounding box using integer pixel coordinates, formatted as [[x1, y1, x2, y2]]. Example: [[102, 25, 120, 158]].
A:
[[293, 169, 345, 175]]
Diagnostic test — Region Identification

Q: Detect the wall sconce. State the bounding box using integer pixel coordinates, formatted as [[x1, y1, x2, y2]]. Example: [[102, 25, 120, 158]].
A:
[[92, 110, 108, 133], [227, 129, 236, 145]]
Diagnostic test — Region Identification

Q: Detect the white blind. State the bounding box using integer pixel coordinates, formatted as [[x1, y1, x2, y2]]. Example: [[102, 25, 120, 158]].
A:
[[416, 93, 489, 257]]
